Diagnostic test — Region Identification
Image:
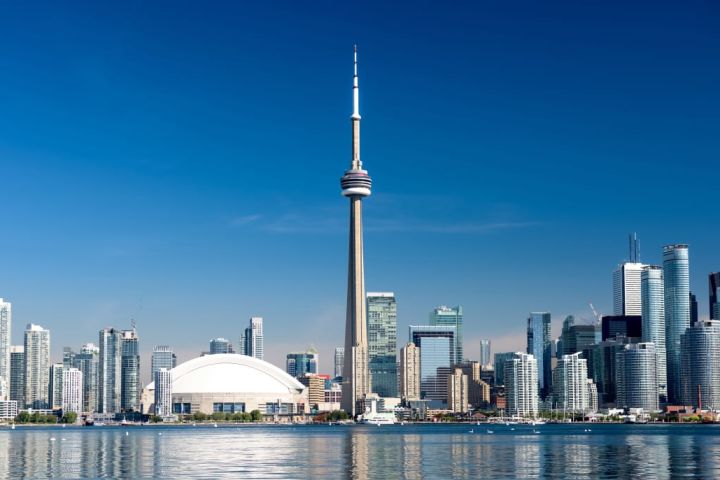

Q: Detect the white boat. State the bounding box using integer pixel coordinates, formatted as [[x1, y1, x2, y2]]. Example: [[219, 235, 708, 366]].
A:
[[530, 420, 546, 425], [358, 395, 397, 425]]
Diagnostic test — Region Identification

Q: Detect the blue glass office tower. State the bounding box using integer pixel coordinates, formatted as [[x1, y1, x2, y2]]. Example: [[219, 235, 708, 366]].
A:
[[430, 306, 463, 364], [409, 325, 455, 404], [527, 312, 552, 399], [663, 244, 690, 404], [367, 293, 398, 397]]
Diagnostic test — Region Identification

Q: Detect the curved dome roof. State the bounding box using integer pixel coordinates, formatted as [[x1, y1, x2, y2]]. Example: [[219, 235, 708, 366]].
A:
[[147, 354, 305, 394]]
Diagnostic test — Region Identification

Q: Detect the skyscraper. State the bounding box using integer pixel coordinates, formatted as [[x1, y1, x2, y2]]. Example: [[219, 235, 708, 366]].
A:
[[430, 306, 463, 364], [154, 368, 172, 417], [561, 315, 598, 356], [9, 346, 24, 405], [641, 265, 667, 401], [98, 328, 122, 413], [526, 312, 551, 399], [494, 352, 516, 387], [690, 292, 699, 326], [121, 327, 140, 412], [613, 263, 645, 316], [479, 339, 491, 367], [447, 368, 469, 413], [399, 342, 420, 401], [615, 343, 658, 411], [710, 272, 720, 319], [454, 361, 490, 409], [680, 320, 720, 410], [286, 349, 319, 378], [209, 338, 231, 355], [341, 47, 372, 417], [334, 347, 345, 379], [663, 244, 690, 404], [553, 353, 589, 413], [151, 345, 176, 379], [62, 367, 83, 415], [0, 299, 11, 397], [73, 343, 98, 413], [24, 324, 50, 409], [505, 352, 538, 418], [241, 317, 264, 360], [367, 292, 398, 398], [48, 363, 64, 409], [409, 325, 455, 404]]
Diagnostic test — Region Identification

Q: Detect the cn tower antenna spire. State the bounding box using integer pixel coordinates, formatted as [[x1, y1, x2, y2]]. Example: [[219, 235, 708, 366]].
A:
[[352, 45, 360, 121]]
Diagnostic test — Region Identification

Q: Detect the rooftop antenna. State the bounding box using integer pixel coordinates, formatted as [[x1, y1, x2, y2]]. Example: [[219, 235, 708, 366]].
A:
[[629, 232, 640, 263]]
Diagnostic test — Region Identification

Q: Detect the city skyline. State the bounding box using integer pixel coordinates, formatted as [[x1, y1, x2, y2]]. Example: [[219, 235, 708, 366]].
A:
[[0, 2, 719, 375]]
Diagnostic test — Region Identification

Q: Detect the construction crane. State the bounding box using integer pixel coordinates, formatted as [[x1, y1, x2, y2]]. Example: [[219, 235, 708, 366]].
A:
[[588, 302, 602, 325]]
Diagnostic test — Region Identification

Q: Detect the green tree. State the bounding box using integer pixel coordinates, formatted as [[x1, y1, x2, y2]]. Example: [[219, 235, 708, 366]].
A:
[[250, 410, 262, 422], [210, 412, 225, 421], [61, 412, 77, 424], [15, 412, 30, 423], [150, 415, 162, 423], [44, 415, 58, 424], [193, 412, 207, 422]]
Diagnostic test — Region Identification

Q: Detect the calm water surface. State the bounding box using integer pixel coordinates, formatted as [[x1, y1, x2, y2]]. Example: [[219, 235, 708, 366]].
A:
[[0, 423, 719, 478]]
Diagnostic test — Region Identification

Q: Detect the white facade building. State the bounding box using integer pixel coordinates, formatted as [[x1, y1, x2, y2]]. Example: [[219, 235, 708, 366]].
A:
[[0, 400, 17, 419], [62, 367, 83, 414], [505, 352, 538, 418], [154, 368, 173, 417], [241, 317, 264, 360], [613, 262, 645, 316], [0, 299, 11, 399], [24, 324, 50, 409], [399, 342, 421, 401], [615, 343, 659, 411], [334, 347, 344, 379], [553, 353, 589, 413]]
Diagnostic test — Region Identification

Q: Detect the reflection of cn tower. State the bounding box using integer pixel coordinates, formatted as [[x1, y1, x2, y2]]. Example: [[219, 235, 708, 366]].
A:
[[341, 46, 372, 417]]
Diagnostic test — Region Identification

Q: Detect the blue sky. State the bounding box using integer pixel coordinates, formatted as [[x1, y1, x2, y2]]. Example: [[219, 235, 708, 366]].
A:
[[1, 1, 718, 378]]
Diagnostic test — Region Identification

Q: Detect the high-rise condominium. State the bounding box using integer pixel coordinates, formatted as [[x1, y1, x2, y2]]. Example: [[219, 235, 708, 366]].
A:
[[641, 265, 667, 400], [399, 342, 420, 401], [0, 299, 11, 396], [151, 345, 176, 379], [505, 352, 538, 418], [334, 347, 345, 379], [553, 353, 589, 413], [9, 346, 24, 404], [48, 363, 64, 409], [615, 343, 658, 411], [613, 263, 646, 316], [447, 368, 469, 414], [526, 312, 551, 399], [24, 324, 50, 409], [121, 328, 140, 412], [209, 338, 231, 355], [341, 47, 372, 417], [62, 367, 83, 414], [680, 320, 720, 410], [286, 349, 319, 378], [367, 292, 398, 398], [154, 368, 172, 417], [241, 317, 264, 360], [98, 328, 122, 413], [73, 343, 98, 413], [409, 325, 456, 404], [560, 315, 598, 356], [494, 352, 516, 387], [430, 306, 463, 364], [479, 339, 491, 367], [663, 244, 690, 404], [454, 361, 490, 409], [710, 272, 720, 320]]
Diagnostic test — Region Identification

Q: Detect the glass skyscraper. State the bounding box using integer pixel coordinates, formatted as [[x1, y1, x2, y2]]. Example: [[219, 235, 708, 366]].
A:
[[526, 312, 551, 399], [641, 265, 667, 401], [334, 347, 344, 379], [98, 327, 122, 414], [479, 339, 491, 367], [680, 320, 720, 410], [367, 292, 398, 397], [430, 306, 463, 364], [615, 343, 658, 411], [24, 324, 50, 409], [73, 343, 99, 413], [613, 263, 646, 316], [151, 345, 176, 379], [710, 272, 720, 320], [663, 244, 690, 404], [494, 352, 516, 386], [209, 338, 231, 354], [9, 346, 24, 405], [409, 325, 455, 404], [286, 349, 319, 378], [241, 317, 264, 360], [121, 328, 140, 412]]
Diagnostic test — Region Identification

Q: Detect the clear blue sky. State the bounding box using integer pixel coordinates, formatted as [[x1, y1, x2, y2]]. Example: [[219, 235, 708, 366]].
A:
[[1, 1, 718, 378]]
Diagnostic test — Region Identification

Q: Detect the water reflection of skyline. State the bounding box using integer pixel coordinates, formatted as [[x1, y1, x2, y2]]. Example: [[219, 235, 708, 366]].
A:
[[0, 425, 718, 478]]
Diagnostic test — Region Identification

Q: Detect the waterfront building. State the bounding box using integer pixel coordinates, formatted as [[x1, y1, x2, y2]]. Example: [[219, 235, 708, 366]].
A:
[[299, 374, 326, 408], [154, 368, 172, 417], [334, 347, 344, 379], [241, 317, 264, 360], [447, 368, 469, 413], [613, 262, 646, 316], [143, 354, 307, 416], [587, 379, 598, 413], [121, 327, 140, 412], [710, 272, 720, 319], [409, 325, 455, 404], [0, 400, 17, 420], [601, 315, 642, 341], [663, 244, 690, 404], [9, 346, 24, 404], [209, 338, 232, 355], [0, 299, 11, 397], [479, 339, 491, 367], [494, 352, 516, 386], [641, 265, 667, 401], [24, 324, 50, 409], [553, 353, 589, 413], [98, 327, 122, 413], [680, 320, 720, 410], [615, 343, 658, 411], [367, 292, 398, 397], [505, 353, 538, 418], [586, 335, 636, 406], [454, 361, 490, 408], [62, 367, 82, 414], [151, 346, 176, 379], [430, 306, 463, 364], [286, 349, 319, 378], [340, 47, 373, 416], [526, 312, 551, 399], [73, 343, 98, 413], [48, 363, 63, 409], [399, 342, 420, 401]]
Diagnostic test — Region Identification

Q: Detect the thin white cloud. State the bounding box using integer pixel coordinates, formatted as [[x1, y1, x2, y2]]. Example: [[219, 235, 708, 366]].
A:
[[228, 214, 262, 226]]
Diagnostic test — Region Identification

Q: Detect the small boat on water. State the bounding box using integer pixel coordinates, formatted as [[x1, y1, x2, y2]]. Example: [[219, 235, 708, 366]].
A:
[[358, 396, 397, 425]]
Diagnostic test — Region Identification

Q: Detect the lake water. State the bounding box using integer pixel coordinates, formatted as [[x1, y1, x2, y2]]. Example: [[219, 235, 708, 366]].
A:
[[0, 423, 719, 478]]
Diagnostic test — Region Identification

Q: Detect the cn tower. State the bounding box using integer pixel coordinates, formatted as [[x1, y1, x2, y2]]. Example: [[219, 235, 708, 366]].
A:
[[341, 46, 372, 417]]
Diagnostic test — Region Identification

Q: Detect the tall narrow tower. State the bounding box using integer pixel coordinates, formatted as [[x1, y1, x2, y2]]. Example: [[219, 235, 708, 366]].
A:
[[341, 46, 372, 416]]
